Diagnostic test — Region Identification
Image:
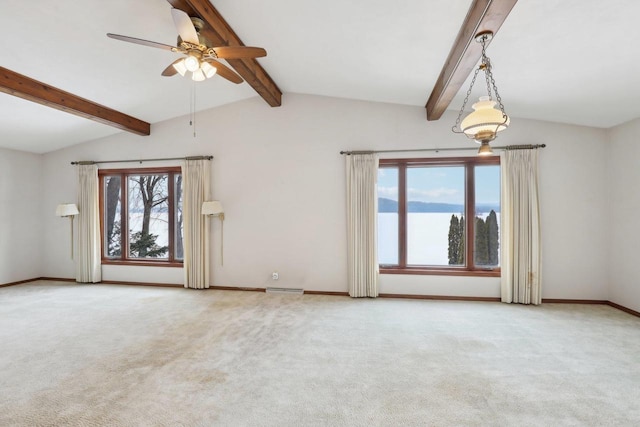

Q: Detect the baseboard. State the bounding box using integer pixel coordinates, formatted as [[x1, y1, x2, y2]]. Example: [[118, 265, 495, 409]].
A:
[[303, 291, 500, 302], [0, 277, 42, 288], [100, 280, 183, 288], [210, 285, 265, 292], [607, 301, 640, 318], [38, 277, 182, 288], [542, 298, 608, 304], [379, 293, 501, 302], [39, 277, 76, 283], [304, 290, 350, 296]]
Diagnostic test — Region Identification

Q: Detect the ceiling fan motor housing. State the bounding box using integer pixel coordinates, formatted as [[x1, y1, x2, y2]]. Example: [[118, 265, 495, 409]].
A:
[[177, 17, 210, 47]]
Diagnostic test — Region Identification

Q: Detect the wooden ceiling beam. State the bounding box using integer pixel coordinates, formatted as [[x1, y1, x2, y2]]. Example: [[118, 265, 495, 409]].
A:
[[0, 66, 150, 135], [168, 0, 282, 107], [425, 0, 517, 121]]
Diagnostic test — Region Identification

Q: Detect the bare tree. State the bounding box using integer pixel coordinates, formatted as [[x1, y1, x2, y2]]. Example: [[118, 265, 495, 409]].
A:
[[129, 175, 169, 258], [105, 176, 121, 256], [175, 175, 184, 259]]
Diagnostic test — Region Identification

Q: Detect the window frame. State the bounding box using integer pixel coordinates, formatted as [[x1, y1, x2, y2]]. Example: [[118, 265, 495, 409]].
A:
[[98, 167, 183, 267], [379, 156, 501, 277]]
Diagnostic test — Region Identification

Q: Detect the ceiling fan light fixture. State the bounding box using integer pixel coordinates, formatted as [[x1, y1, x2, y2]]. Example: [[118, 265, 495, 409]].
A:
[[192, 68, 206, 82], [201, 62, 217, 79], [172, 59, 187, 76], [184, 55, 200, 72]]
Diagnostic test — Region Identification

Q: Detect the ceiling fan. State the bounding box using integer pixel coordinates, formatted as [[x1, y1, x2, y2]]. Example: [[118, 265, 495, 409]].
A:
[[107, 8, 266, 83]]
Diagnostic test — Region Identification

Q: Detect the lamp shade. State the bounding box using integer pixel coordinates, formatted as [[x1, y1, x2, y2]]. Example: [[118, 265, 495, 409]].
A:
[[172, 58, 187, 76], [56, 203, 79, 217], [184, 55, 200, 72], [192, 68, 206, 82], [201, 61, 217, 78], [202, 201, 224, 215], [461, 96, 510, 142]]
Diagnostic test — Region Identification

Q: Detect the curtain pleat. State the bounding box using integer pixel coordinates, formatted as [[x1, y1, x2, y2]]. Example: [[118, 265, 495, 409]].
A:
[[182, 160, 211, 289], [346, 154, 379, 298], [76, 165, 102, 283], [500, 150, 541, 304]]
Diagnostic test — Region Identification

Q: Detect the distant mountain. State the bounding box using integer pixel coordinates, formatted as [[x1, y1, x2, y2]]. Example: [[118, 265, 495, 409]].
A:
[[407, 201, 464, 213], [378, 197, 499, 214], [378, 197, 399, 212]]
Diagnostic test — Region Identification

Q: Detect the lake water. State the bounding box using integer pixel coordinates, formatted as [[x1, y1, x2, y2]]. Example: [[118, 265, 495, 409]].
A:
[[378, 212, 500, 266]]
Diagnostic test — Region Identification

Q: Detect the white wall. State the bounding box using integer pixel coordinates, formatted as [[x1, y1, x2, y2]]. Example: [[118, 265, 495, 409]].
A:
[[40, 94, 609, 299], [607, 118, 640, 312], [0, 147, 43, 284]]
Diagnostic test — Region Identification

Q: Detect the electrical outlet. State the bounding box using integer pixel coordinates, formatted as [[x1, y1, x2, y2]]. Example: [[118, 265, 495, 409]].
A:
[[272, 272, 279, 280]]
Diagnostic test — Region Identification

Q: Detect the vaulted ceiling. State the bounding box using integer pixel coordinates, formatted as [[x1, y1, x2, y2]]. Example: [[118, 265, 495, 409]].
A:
[[2, 0, 639, 153]]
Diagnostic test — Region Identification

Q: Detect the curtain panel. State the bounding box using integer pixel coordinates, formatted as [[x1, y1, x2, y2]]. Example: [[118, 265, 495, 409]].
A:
[[182, 159, 211, 289], [76, 164, 102, 283], [346, 154, 379, 298], [500, 149, 542, 305]]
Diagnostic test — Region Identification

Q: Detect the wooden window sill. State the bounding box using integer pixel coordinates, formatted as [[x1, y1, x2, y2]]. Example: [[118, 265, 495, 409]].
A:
[[380, 267, 500, 277], [101, 260, 184, 268]]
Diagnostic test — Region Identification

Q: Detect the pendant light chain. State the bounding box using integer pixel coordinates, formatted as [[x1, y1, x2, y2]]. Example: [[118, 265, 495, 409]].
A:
[[479, 36, 507, 120], [452, 33, 508, 134], [452, 66, 481, 133]]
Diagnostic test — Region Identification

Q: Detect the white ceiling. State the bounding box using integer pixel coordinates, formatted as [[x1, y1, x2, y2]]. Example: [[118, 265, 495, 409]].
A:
[[1, 0, 639, 154]]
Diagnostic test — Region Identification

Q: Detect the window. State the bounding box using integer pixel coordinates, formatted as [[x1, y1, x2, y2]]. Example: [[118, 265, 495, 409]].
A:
[[99, 167, 183, 266], [378, 157, 500, 276]]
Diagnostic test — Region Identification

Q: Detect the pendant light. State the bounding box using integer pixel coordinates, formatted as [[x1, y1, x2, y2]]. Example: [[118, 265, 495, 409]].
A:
[[452, 31, 510, 155]]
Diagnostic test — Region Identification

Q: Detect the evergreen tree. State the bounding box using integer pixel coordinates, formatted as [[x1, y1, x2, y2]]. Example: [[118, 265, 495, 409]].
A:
[[486, 210, 499, 265], [475, 216, 489, 265], [448, 215, 460, 265], [458, 215, 465, 264], [129, 231, 168, 258]]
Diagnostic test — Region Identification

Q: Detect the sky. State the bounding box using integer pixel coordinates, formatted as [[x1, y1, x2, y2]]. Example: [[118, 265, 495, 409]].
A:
[[378, 165, 500, 205]]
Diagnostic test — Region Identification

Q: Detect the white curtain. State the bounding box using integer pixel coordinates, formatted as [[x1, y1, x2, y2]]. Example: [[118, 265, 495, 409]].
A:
[[76, 164, 102, 283], [346, 154, 379, 298], [500, 149, 541, 304], [182, 159, 211, 289]]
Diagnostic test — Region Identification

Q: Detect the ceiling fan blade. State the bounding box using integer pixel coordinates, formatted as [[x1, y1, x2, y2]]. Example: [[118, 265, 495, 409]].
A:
[[161, 59, 183, 76], [212, 46, 267, 59], [107, 33, 175, 51], [171, 8, 199, 45], [205, 60, 243, 84]]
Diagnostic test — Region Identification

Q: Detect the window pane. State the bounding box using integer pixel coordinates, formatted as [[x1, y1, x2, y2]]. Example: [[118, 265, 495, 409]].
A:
[[378, 167, 398, 265], [174, 174, 184, 260], [104, 176, 121, 257], [474, 165, 500, 267], [127, 174, 169, 259], [406, 166, 465, 266]]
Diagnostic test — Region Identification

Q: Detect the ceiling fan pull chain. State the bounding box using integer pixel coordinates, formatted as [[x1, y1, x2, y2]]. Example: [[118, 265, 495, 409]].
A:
[[190, 80, 197, 138]]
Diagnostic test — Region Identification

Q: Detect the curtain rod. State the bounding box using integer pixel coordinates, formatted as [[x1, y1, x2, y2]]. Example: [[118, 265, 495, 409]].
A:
[[339, 144, 546, 155], [70, 155, 213, 165]]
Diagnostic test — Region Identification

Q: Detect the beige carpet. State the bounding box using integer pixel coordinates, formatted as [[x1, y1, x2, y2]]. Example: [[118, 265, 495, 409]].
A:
[[1, 280, 639, 426]]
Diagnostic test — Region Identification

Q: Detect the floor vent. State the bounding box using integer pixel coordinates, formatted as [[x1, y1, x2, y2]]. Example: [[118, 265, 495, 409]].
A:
[[266, 287, 304, 294]]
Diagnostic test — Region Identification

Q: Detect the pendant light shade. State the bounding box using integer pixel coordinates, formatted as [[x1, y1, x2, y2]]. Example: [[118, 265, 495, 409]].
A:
[[461, 96, 510, 143], [477, 141, 494, 156]]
